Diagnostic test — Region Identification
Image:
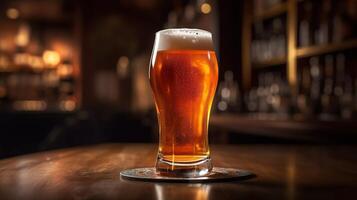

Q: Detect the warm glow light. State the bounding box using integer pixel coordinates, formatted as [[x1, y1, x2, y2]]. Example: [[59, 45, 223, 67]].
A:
[[14, 53, 30, 66], [7, 8, 19, 19], [57, 64, 73, 78], [51, 40, 73, 60], [60, 100, 76, 111], [0, 56, 10, 69], [13, 100, 47, 111], [28, 56, 44, 71], [116, 56, 129, 78], [200, 3, 211, 14], [43, 50, 61, 67], [15, 24, 30, 47]]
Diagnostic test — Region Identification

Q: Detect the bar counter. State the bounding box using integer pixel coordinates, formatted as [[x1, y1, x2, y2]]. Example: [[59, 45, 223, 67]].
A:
[[0, 143, 356, 199], [211, 114, 357, 142]]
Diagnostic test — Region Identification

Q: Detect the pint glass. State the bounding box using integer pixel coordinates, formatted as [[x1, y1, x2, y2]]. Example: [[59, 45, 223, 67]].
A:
[[149, 29, 218, 177]]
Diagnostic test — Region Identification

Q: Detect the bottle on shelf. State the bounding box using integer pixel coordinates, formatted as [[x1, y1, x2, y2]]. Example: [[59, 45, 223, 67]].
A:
[[332, 1, 345, 43], [271, 18, 286, 59], [314, 0, 331, 45], [297, 62, 312, 117], [309, 57, 322, 115], [244, 70, 289, 119], [251, 22, 265, 63], [320, 55, 335, 119], [216, 71, 240, 113], [299, 1, 313, 47], [334, 53, 353, 119], [251, 16, 286, 64]]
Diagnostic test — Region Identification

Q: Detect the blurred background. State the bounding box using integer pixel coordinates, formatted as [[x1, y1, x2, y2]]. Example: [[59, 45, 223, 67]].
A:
[[0, 0, 356, 158]]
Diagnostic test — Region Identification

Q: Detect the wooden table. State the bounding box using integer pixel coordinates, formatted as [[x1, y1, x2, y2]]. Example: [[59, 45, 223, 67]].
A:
[[0, 144, 356, 200]]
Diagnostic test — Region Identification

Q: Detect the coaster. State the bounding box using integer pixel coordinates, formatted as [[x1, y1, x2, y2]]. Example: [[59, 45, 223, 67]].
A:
[[120, 167, 255, 183]]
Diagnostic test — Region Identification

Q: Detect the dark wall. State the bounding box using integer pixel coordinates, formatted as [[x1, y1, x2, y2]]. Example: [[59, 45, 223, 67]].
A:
[[217, 0, 243, 82], [78, 0, 169, 109]]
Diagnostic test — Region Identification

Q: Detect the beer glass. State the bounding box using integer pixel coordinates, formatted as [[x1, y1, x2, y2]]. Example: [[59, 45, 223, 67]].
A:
[[149, 29, 218, 177]]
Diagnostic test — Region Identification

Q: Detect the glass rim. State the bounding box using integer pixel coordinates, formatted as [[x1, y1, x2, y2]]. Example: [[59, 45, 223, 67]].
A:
[[155, 28, 212, 37]]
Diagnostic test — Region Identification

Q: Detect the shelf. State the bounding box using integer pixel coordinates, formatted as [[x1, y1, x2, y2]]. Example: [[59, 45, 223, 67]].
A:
[[296, 39, 357, 58], [253, 2, 287, 22], [252, 57, 286, 69], [210, 114, 357, 142]]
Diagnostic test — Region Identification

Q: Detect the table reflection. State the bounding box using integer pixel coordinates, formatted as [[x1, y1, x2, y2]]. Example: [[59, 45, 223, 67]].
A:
[[155, 183, 210, 200], [286, 153, 296, 200]]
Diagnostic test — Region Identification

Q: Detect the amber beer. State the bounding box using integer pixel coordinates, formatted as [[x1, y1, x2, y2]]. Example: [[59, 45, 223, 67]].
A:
[[150, 29, 218, 177]]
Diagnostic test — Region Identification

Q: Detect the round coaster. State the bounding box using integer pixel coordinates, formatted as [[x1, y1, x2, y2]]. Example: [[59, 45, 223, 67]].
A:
[[120, 167, 255, 183]]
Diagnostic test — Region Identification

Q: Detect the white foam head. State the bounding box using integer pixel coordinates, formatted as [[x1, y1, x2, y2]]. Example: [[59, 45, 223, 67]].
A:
[[150, 29, 214, 66], [154, 28, 214, 51]]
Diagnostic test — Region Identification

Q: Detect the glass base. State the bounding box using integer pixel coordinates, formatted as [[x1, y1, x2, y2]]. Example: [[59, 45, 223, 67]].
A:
[[120, 167, 255, 182], [156, 156, 212, 177]]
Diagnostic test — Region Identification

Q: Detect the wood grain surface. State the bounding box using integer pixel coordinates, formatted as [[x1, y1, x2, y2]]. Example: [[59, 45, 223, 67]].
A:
[[0, 143, 356, 200]]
